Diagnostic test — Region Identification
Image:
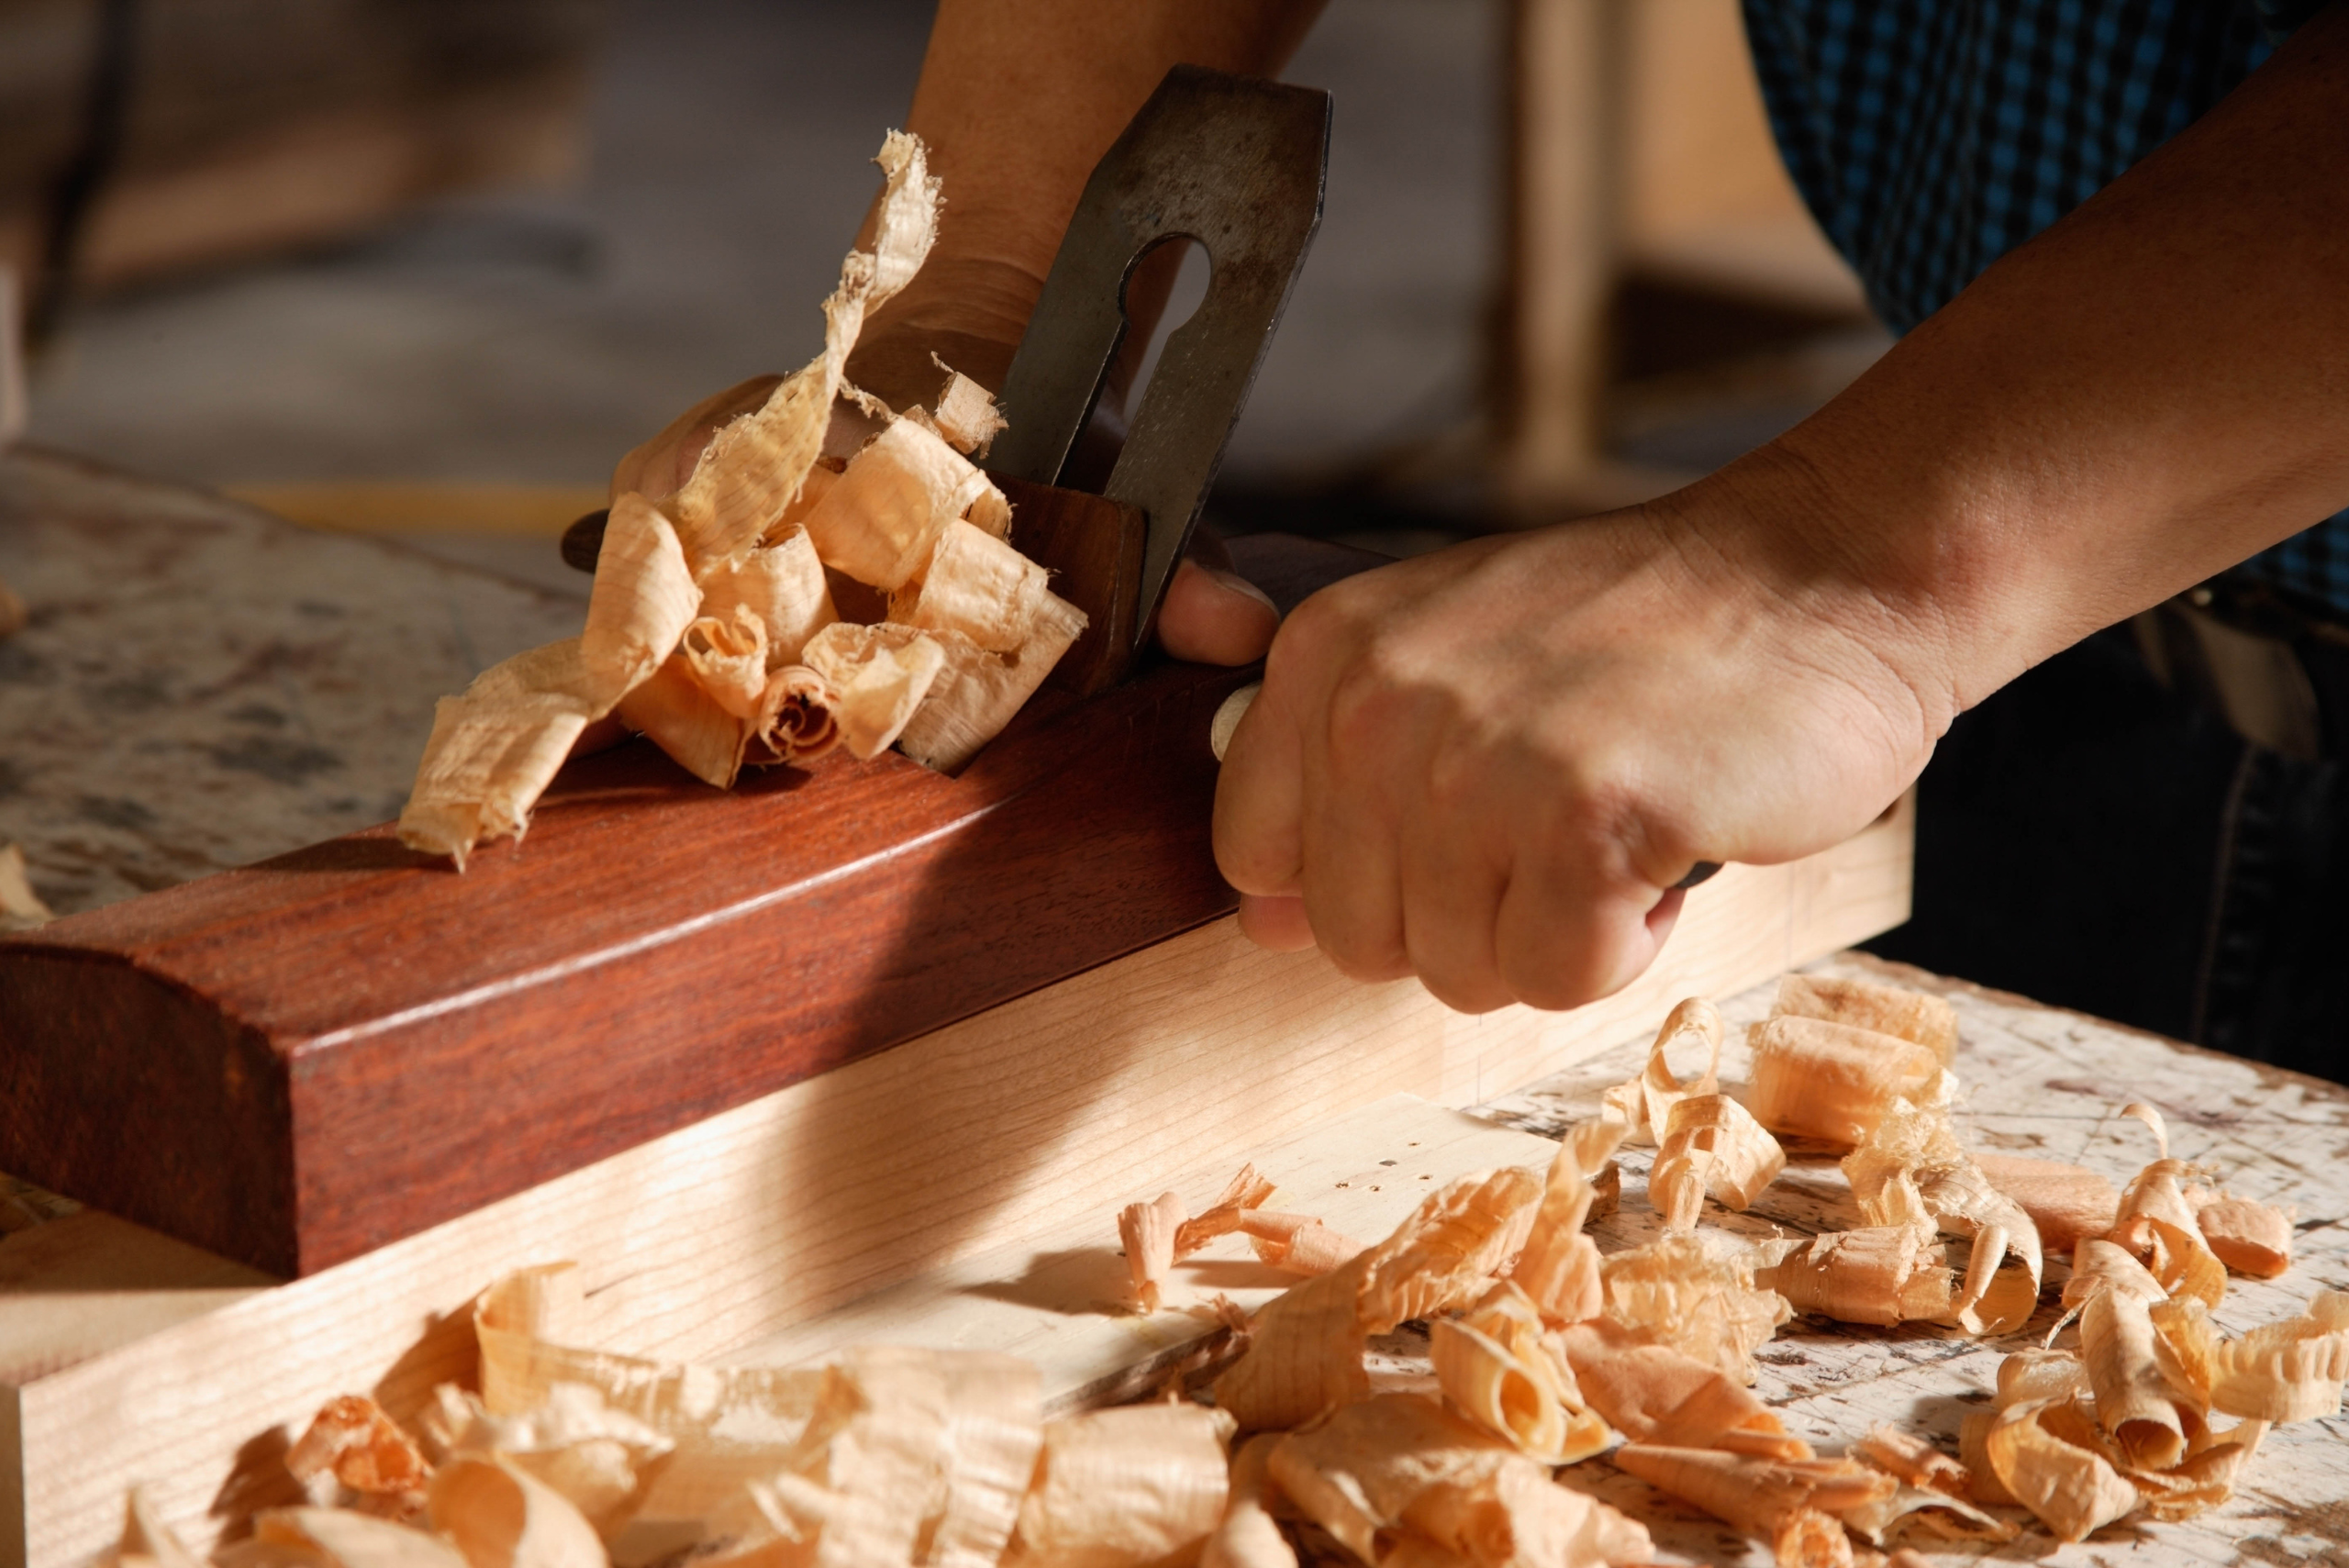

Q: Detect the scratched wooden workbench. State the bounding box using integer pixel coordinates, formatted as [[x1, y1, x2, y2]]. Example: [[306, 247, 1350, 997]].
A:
[[2, 446, 2340, 1564]]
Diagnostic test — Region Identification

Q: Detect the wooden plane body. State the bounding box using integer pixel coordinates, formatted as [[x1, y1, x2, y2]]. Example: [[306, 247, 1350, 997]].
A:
[[0, 481, 1343, 1278]]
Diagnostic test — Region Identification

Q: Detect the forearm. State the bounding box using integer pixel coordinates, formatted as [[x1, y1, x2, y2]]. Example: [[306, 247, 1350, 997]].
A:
[[849, 0, 1326, 405], [1717, 0, 2349, 725]]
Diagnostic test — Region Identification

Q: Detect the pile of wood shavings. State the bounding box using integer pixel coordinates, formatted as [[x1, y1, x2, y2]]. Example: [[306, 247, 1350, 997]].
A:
[[106, 977, 2346, 1568], [396, 132, 1084, 869]]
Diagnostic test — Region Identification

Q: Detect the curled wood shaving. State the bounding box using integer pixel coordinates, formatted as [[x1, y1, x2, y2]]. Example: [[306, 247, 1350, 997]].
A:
[[1848, 1424, 1968, 1498], [1971, 1152, 2119, 1254], [1558, 1319, 1810, 1460], [2078, 1277, 2199, 1470], [1598, 1234, 1789, 1383], [1771, 973, 1957, 1066], [1979, 1399, 2139, 1542], [1842, 1100, 2041, 1335], [1201, 1434, 1294, 1568], [1831, 1479, 2016, 1547], [427, 1454, 605, 1568], [930, 364, 1009, 461], [398, 131, 1078, 862], [1651, 1093, 1784, 1232], [697, 527, 838, 668], [1270, 1395, 1652, 1568], [1610, 1445, 1891, 1566], [251, 1507, 470, 1568], [1119, 1190, 1187, 1313], [1174, 1165, 1278, 1257], [421, 1383, 672, 1538], [803, 419, 993, 593], [1509, 1120, 1624, 1327], [1358, 1168, 1544, 1333], [473, 1265, 824, 1518], [2196, 1195, 2295, 1278], [897, 603, 1088, 774], [1213, 1255, 1375, 1432], [1432, 1283, 1612, 1464], [2208, 1288, 2349, 1422], [1746, 1017, 1948, 1151], [285, 1396, 429, 1519], [1003, 1404, 1233, 1568], [1599, 998, 1723, 1143], [1241, 1213, 1365, 1276], [0, 841, 55, 931], [1753, 1226, 1984, 1332], [800, 621, 950, 760]]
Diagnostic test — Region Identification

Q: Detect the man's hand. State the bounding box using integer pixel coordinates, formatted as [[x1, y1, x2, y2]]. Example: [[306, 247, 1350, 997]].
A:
[[1210, 484, 1947, 1015]]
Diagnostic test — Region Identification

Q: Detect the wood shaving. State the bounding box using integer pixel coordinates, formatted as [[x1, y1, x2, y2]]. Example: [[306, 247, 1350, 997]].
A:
[[1431, 1283, 1611, 1464], [1173, 1165, 1280, 1257], [1270, 1395, 1651, 1568], [1119, 1191, 1187, 1313], [420, 1384, 672, 1537], [1842, 1100, 2041, 1334], [1609, 1446, 1891, 1566], [427, 1454, 604, 1568], [286, 1396, 430, 1519], [1746, 1017, 1947, 1151], [1558, 1319, 1810, 1460], [396, 132, 1083, 865], [1599, 998, 1723, 1143], [2196, 1196, 2294, 1278], [0, 840, 57, 931], [2207, 1289, 2349, 1421], [1598, 1234, 1789, 1382], [1971, 1152, 2118, 1254], [1004, 1404, 1233, 1568], [1770, 973, 1957, 1065], [1650, 1093, 1784, 1233], [1506, 1120, 1623, 1327], [122, 979, 2349, 1564], [1200, 1435, 1293, 1568]]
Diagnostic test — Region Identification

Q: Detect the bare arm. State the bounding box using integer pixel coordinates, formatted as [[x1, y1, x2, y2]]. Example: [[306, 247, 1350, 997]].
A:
[[845, 0, 1329, 408], [1214, 2, 2349, 1008]]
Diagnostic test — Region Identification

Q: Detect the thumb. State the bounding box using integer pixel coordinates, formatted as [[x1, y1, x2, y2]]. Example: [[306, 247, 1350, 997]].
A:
[[1159, 561, 1279, 666]]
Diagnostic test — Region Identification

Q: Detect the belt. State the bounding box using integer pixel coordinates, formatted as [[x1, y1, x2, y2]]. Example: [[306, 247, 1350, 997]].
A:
[[2131, 577, 2349, 762]]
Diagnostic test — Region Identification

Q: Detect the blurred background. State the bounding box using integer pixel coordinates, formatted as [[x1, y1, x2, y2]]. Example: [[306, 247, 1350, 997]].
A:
[[3, 0, 1888, 575]]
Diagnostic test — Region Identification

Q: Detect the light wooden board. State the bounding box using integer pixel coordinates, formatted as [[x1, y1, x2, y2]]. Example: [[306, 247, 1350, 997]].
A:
[[0, 800, 1906, 1568], [1478, 951, 2349, 1567]]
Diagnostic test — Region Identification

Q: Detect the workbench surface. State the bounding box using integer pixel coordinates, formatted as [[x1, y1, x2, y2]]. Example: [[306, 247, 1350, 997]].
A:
[[0, 448, 584, 916], [1484, 953, 2349, 1567]]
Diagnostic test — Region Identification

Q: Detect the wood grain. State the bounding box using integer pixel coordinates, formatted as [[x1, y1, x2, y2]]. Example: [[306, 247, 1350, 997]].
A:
[[1, 809, 1907, 1568]]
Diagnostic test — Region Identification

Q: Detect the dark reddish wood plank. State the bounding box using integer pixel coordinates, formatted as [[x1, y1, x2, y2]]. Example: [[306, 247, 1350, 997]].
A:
[[0, 522, 1380, 1278]]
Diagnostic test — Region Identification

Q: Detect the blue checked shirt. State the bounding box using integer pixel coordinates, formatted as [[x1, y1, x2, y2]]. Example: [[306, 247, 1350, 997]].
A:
[[1742, 0, 2349, 616]]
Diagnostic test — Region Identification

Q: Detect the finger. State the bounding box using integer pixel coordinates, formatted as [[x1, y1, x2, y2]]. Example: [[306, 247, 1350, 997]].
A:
[[1237, 893, 1317, 951], [1214, 673, 1305, 897], [1160, 561, 1279, 666], [1399, 821, 1512, 1014], [1492, 860, 1672, 1010], [1296, 728, 1412, 984]]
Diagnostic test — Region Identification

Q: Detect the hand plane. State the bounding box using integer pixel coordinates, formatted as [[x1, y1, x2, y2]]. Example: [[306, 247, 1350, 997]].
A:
[[0, 67, 1342, 1277]]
